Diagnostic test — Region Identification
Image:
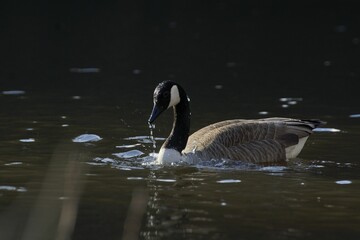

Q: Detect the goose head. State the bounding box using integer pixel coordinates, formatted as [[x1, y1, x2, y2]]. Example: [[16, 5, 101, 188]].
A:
[[148, 81, 191, 164], [148, 80, 181, 124]]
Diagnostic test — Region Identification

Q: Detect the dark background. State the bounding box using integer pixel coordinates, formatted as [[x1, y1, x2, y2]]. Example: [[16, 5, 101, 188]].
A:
[[1, 0, 359, 100]]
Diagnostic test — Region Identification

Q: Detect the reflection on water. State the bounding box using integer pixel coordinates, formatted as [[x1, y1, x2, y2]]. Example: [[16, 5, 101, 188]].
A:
[[0, 90, 359, 240]]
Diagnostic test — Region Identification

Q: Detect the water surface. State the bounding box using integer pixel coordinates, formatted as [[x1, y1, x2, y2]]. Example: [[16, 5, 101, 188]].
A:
[[0, 87, 359, 240]]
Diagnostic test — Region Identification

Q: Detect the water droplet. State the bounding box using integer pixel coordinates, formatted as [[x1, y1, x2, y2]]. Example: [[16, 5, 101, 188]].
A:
[[148, 123, 157, 152]]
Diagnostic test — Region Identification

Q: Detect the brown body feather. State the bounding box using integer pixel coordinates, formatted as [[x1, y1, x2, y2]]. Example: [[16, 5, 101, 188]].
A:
[[183, 118, 324, 163]]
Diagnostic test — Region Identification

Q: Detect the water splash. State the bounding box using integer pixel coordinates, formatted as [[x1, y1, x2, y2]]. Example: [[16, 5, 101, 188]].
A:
[[148, 123, 157, 153]]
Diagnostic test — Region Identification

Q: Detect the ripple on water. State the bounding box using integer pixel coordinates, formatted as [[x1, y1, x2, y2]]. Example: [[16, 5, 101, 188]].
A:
[[124, 136, 165, 144], [0, 186, 27, 192], [113, 150, 144, 159], [4, 162, 23, 166], [156, 179, 176, 183], [216, 179, 241, 183], [2, 90, 25, 95], [19, 138, 35, 143], [349, 114, 360, 118], [116, 143, 141, 148], [72, 134, 102, 143], [313, 128, 341, 133], [335, 180, 352, 185]]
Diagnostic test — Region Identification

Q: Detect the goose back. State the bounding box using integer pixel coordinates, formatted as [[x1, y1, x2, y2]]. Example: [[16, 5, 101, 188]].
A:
[[183, 118, 323, 163]]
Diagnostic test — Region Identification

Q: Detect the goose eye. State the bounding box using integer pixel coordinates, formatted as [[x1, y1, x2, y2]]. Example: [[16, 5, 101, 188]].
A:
[[163, 91, 170, 98]]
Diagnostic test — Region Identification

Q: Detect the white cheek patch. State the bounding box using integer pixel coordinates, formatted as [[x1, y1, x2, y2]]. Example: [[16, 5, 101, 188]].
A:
[[167, 85, 180, 108]]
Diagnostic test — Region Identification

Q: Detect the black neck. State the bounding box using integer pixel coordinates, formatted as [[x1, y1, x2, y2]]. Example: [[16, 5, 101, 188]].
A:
[[162, 88, 191, 153]]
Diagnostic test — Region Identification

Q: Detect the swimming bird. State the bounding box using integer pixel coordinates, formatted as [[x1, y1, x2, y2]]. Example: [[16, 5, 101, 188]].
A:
[[148, 80, 324, 164]]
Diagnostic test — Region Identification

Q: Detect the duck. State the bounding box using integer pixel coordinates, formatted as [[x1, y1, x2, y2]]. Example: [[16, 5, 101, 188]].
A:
[[148, 80, 324, 165]]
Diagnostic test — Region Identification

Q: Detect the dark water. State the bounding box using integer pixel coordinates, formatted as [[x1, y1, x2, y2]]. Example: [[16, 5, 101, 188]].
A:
[[1, 1, 360, 239], [0, 86, 359, 240]]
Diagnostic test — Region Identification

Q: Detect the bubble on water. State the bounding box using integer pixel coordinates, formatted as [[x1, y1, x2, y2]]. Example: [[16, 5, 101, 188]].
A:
[[282, 104, 289, 108], [61, 124, 69, 127], [72, 96, 81, 100], [214, 85, 223, 90], [258, 111, 269, 115], [72, 134, 102, 143]]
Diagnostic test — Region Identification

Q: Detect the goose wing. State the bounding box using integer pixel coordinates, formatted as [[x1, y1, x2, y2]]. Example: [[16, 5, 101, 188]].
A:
[[184, 118, 323, 163]]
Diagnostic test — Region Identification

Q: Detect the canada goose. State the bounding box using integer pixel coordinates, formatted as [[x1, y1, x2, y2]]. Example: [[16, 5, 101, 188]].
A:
[[148, 80, 324, 164]]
